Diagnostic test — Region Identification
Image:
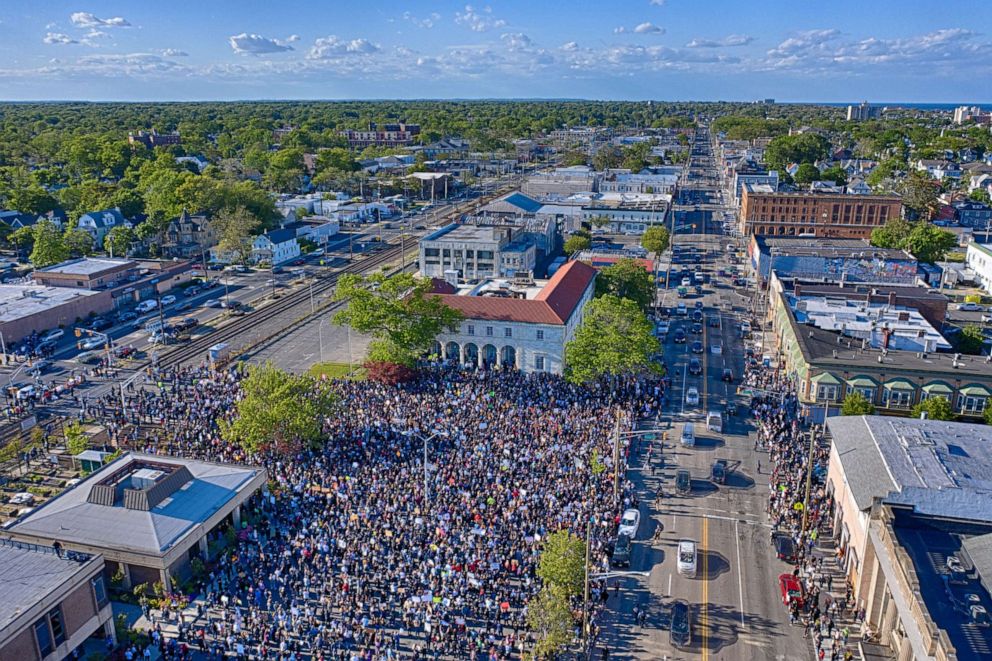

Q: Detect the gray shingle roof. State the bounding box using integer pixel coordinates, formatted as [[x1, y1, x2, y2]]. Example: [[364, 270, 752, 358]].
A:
[[0, 539, 97, 631]]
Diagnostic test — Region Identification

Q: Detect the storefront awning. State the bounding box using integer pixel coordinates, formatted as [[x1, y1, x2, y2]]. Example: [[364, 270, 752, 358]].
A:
[[921, 382, 953, 395], [810, 372, 841, 386], [846, 376, 878, 388], [883, 378, 916, 390]]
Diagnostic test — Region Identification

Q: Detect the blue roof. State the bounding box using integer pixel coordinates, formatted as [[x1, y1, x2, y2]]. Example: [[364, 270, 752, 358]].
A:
[[262, 228, 297, 244], [502, 192, 543, 213]]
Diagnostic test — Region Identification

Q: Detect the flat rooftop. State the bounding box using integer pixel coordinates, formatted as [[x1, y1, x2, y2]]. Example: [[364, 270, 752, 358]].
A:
[[37, 257, 134, 277], [890, 509, 992, 658], [825, 416, 992, 521], [422, 224, 502, 243], [454, 276, 547, 300], [755, 236, 911, 260], [0, 538, 97, 632], [0, 285, 102, 323], [8, 453, 264, 556]]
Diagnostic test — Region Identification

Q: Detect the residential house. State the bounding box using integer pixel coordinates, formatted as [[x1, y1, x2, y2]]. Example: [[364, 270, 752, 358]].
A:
[[0, 210, 40, 230], [953, 200, 992, 228], [916, 159, 962, 180], [845, 177, 872, 195], [175, 155, 209, 172], [251, 228, 300, 265], [162, 211, 217, 259], [419, 138, 470, 160], [76, 208, 129, 245], [280, 216, 339, 247]]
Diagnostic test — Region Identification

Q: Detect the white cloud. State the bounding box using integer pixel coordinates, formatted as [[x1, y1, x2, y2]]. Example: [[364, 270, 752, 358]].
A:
[[634, 22, 664, 34], [403, 11, 441, 29], [43, 32, 77, 45], [455, 5, 506, 32], [70, 12, 130, 29], [162, 48, 189, 57], [307, 36, 380, 59], [766, 28, 840, 59], [286, 34, 300, 43], [686, 34, 754, 48], [501, 33, 533, 52], [561, 41, 578, 51], [649, 0, 666, 5], [229, 33, 295, 56]]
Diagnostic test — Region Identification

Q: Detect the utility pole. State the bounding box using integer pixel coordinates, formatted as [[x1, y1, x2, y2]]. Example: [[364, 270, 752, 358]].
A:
[[582, 514, 592, 645], [612, 413, 621, 504], [800, 426, 818, 534]]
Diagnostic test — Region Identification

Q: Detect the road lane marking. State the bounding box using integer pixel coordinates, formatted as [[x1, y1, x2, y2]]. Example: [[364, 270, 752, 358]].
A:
[[668, 573, 672, 596], [736, 519, 747, 630], [702, 515, 709, 660]]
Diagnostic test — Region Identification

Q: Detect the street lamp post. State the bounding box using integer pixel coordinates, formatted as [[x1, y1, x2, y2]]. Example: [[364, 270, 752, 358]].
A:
[[402, 429, 448, 502]]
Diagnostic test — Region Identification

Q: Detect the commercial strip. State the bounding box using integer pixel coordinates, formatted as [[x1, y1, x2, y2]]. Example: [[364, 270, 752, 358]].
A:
[[739, 189, 902, 239], [824, 416, 992, 660]]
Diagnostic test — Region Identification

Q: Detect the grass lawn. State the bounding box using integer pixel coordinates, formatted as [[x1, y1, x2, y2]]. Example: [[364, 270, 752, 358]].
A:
[[308, 362, 363, 380]]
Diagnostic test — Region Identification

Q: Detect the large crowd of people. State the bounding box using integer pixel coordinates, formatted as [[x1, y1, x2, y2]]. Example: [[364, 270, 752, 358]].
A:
[[747, 359, 856, 661], [89, 364, 664, 660]]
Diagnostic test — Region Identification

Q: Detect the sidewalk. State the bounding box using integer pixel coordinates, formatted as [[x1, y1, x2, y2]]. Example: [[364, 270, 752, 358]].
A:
[[802, 536, 873, 661]]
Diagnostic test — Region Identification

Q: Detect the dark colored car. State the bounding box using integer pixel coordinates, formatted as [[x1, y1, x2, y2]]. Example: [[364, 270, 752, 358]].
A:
[[691, 323, 703, 336], [711, 459, 728, 484], [670, 600, 691, 648], [708, 315, 720, 327], [694, 301, 703, 310], [118, 310, 138, 323], [88, 317, 113, 331], [176, 317, 199, 331], [692, 310, 703, 322], [612, 533, 632, 568], [185, 286, 201, 297], [689, 358, 702, 375], [673, 329, 687, 344], [676, 469, 691, 495], [774, 535, 797, 563], [721, 369, 734, 383], [691, 341, 703, 354]]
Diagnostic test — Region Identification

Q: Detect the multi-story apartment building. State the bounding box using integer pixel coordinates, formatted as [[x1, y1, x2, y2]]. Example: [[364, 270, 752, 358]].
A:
[[739, 190, 902, 239], [846, 101, 881, 121], [127, 130, 181, 148], [339, 122, 420, 148]]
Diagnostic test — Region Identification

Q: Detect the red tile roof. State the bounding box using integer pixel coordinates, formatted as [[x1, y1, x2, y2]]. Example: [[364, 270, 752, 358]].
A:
[[432, 260, 596, 325]]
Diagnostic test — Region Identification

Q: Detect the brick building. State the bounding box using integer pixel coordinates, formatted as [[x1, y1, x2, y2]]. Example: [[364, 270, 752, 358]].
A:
[[340, 122, 420, 148], [739, 190, 902, 239]]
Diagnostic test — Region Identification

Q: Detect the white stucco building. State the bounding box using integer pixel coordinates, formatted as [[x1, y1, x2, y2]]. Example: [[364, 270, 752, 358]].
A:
[[429, 260, 597, 374]]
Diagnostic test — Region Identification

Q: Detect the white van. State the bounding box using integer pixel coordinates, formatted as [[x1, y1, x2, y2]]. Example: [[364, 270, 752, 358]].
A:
[[136, 299, 159, 313], [680, 423, 695, 447], [706, 410, 723, 433], [678, 539, 697, 577]]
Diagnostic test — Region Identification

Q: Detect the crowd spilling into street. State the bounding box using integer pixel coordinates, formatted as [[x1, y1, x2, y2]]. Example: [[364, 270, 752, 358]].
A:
[[87, 364, 665, 660], [748, 359, 859, 661]]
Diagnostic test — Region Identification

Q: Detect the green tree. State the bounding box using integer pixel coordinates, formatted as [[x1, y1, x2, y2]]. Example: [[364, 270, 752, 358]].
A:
[[840, 391, 875, 416], [563, 235, 591, 255], [983, 405, 992, 426], [589, 214, 611, 229], [900, 170, 940, 220], [764, 134, 831, 171], [903, 222, 957, 264], [64, 422, 89, 456], [526, 586, 574, 660], [536, 530, 586, 598], [103, 225, 136, 257], [820, 166, 848, 186], [219, 363, 336, 455], [9, 226, 35, 253], [870, 217, 914, 249], [911, 396, 956, 421], [641, 225, 670, 255], [333, 272, 463, 368], [958, 324, 986, 355], [63, 227, 94, 257], [793, 163, 820, 185], [560, 150, 587, 167], [214, 206, 261, 265], [595, 258, 655, 312], [565, 294, 662, 384], [970, 188, 991, 204], [29, 219, 69, 267]]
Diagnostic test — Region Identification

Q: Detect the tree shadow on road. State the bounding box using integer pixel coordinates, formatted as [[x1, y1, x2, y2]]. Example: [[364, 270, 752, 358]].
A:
[[692, 435, 725, 450], [722, 471, 756, 490]]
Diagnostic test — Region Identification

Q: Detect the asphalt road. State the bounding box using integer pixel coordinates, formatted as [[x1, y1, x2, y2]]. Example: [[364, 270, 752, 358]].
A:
[[596, 128, 809, 661]]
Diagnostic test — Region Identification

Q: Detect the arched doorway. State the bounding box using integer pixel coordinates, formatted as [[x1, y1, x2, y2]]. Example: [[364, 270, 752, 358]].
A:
[[463, 343, 479, 367], [501, 345, 517, 369], [445, 341, 460, 361], [431, 341, 442, 359], [482, 344, 497, 368]]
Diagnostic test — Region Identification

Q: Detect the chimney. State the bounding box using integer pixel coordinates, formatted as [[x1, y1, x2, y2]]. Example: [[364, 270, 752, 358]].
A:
[[882, 327, 892, 350], [794, 283, 802, 298], [888, 291, 897, 307]]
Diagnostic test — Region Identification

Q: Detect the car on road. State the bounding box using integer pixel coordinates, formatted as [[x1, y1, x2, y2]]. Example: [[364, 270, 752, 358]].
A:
[[677, 303, 687, 316], [160, 295, 177, 306], [691, 310, 703, 322], [779, 573, 804, 607], [691, 323, 703, 335], [75, 350, 103, 364], [721, 368, 735, 383], [710, 343, 722, 355], [677, 540, 698, 578], [774, 535, 797, 562], [958, 302, 983, 311], [185, 286, 201, 297], [79, 336, 106, 350], [136, 299, 159, 313], [694, 301, 703, 309], [27, 359, 52, 376], [669, 599, 692, 648], [673, 329, 687, 344], [708, 314, 720, 327], [14, 385, 37, 401], [711, 459, 728, 484], [676, 469, 691, 494], [618, 509, 640, 538], [205, 299, 222, 308], [88, 317, 113, 331], [118, 310, 138, 323], [689, 358, 702, 375], [655, 321, 669, 336], [685, 387, 700, 406], [612, 533, 632, 568], [176, 317, 199, 331], [691, 340, 703, 354], [42, 328, 64, 343]]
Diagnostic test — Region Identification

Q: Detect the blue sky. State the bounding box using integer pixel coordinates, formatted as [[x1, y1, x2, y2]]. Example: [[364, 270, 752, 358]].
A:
[[0, 1, 989, 102]]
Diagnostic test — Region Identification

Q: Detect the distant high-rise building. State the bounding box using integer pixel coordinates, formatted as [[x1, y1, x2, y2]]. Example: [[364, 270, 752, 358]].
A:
[[954, 105, 991, 125], [846, 101, 881, 121]]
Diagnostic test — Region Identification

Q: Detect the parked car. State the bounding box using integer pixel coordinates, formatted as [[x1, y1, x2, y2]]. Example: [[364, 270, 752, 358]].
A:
[[136, 299, 159, 313], [618, 509, 641, 538], [42, 328, 64, 342], [79, 336, 106, 351], [779, 573, 804, 607], [176, 317, 199, 331], [958, 302, 982, 311], [184, 286, 201, 297], [118, 310, 138, 323], [669, 600, 692, 649], [774, 535, 797, 562], [711, 459, 728, 484], [88, 317, 113, 331], [160, 295, 177, 306], [612, 533, 632, 568]]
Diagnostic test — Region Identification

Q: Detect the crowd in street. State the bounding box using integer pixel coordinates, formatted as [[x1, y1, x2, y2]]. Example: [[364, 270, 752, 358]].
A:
[[88, 364, 665, 660], [748, 359, 858, 661]]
